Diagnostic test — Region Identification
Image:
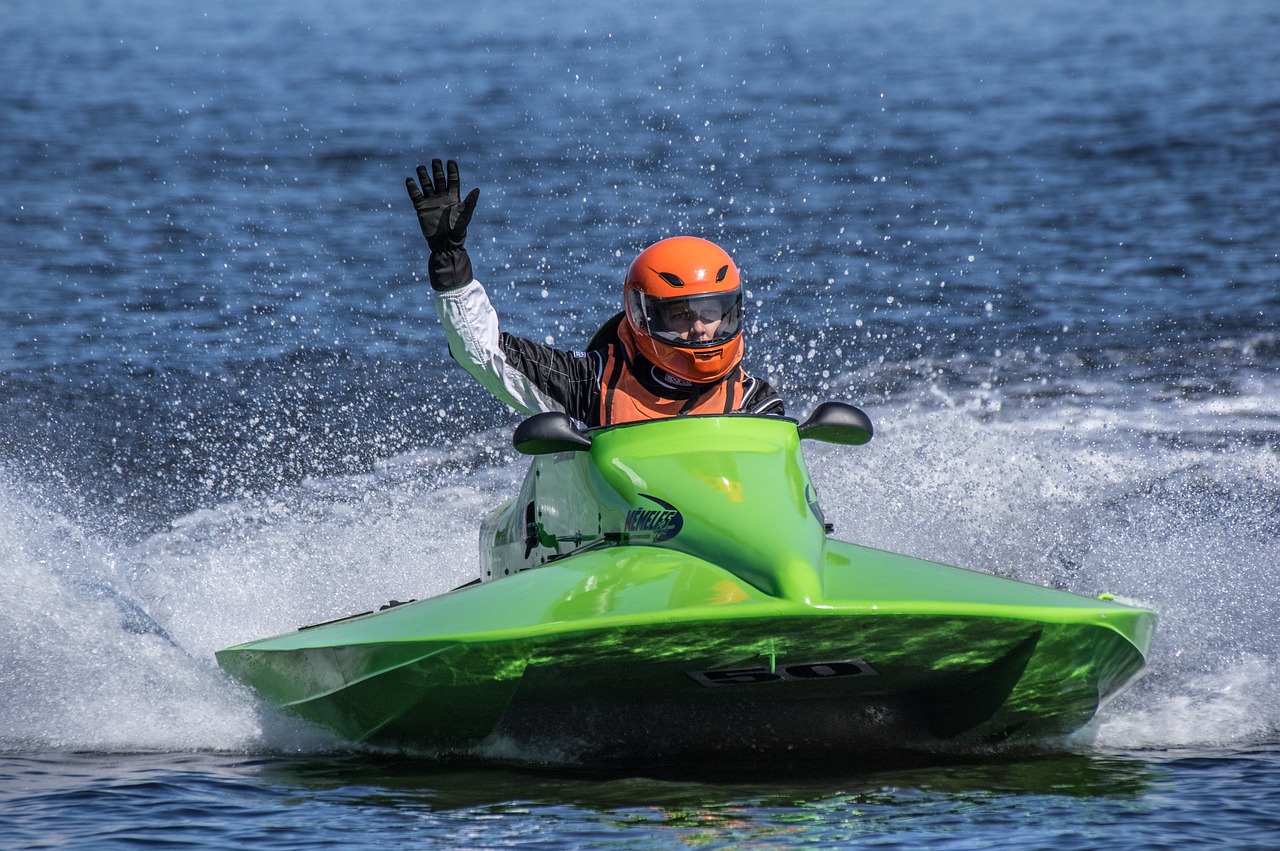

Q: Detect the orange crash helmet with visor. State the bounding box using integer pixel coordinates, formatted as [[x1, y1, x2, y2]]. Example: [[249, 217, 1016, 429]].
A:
[[622, 237, 745, 383]]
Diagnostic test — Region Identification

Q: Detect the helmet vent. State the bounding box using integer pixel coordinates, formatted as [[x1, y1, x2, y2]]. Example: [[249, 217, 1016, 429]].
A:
[[716, 265, 729, 282], [658, 272, 685, 288]]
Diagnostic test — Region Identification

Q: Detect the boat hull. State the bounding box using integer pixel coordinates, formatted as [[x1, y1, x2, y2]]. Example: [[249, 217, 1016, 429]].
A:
[[217, 539, 1153, 762]]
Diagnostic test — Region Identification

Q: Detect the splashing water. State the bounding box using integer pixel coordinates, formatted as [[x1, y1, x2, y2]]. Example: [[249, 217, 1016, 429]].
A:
[[3, 388, 1277, 756]]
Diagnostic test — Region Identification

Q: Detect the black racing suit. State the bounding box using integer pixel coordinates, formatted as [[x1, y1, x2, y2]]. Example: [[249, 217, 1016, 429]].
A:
[[435, 280, 784, 428]]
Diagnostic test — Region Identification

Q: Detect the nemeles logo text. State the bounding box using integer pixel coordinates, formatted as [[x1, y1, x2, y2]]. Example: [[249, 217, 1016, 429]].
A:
[[625, 494, 683, 542]]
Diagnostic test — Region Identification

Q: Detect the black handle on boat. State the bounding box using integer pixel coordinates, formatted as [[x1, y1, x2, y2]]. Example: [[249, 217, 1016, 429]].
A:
[[513, 412, 594, 455], [797, 402, 874, 446]]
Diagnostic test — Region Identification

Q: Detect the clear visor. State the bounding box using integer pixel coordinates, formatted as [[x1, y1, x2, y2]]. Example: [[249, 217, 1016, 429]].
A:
[[629, 287, 743, 349]]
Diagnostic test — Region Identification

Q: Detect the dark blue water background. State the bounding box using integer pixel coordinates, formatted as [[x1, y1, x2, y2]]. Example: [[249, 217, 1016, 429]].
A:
[[3, 0, 1279, 847]]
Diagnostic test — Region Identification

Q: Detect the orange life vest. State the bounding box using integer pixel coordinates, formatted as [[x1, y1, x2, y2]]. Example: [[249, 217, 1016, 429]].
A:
[[595, 321, 747, 426]]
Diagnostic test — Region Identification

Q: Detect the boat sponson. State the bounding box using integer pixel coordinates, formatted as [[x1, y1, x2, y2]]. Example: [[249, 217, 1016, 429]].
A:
[[216, 539, 1153, 753]]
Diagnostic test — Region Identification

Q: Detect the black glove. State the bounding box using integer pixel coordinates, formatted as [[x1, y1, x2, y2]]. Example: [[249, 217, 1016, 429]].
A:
[[406, 159, 481, 291]]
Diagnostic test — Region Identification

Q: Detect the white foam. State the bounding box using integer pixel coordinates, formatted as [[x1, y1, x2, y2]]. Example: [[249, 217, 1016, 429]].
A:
[[0, 479, 265, 752], [1093, 656, 1280, 750], [811, 399, 1280, 750], [0, 452, 522, 754]]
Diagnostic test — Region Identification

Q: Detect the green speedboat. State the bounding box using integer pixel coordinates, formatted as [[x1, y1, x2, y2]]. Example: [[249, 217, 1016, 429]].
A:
[[216, 405, 1154, 763]]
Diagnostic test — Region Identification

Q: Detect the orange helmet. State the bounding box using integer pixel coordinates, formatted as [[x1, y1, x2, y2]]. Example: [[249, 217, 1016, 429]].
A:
[[623, 237, 745, 383]]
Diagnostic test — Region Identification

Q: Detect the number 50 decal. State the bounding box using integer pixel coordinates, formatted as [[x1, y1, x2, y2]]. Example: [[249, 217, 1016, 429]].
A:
[[687, 659, 877, 687]]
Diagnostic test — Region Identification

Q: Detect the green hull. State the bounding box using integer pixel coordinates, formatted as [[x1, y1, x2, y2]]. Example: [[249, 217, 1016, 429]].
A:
[[217, 414, 1154, 762]]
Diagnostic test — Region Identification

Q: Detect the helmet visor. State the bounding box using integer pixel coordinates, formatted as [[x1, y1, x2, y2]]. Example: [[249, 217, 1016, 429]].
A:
[[629, 287, 743, 350]]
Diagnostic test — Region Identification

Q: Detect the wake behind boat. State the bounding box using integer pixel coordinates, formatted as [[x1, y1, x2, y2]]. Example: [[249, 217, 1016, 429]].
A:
[[216, 406, 1155, 764]]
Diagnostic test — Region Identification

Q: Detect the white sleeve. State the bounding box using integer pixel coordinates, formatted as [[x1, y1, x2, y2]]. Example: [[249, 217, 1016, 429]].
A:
[[434, 280, 563, 415]]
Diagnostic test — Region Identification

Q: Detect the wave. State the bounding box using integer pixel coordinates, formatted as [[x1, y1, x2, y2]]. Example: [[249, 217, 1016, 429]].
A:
[[809, 403, 1280, 752]]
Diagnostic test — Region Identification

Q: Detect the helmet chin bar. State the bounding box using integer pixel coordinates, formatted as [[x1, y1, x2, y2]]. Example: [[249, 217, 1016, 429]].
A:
[[651, 336, 741, 383]]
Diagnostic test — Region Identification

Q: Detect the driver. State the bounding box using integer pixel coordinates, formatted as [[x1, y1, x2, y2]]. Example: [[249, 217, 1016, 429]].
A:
[[406, 159, 784, 428]]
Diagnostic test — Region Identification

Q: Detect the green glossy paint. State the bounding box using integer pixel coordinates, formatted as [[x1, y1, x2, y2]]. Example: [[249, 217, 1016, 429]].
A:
[[217, 415, 1155, 761]]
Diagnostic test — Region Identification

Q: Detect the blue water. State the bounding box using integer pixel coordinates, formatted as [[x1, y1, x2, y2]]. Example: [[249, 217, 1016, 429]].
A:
[[3, 0, 1280, 846]]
